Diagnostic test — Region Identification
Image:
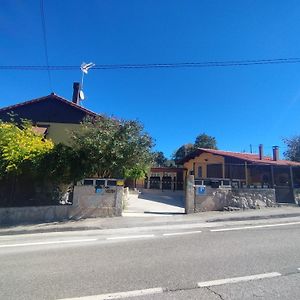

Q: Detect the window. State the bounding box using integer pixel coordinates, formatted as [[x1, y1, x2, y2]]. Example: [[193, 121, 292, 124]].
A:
[[107, 180, 117, 186], [83, 179, 94, 185], [96, 179, 105, 186], [197, 166, 202, 178], [207, 164, 222, 178]]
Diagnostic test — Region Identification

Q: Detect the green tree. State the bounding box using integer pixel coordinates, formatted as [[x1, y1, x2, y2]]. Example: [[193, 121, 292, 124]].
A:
[[124, 163, 150, 188], [0, 121, 54, 176], [152, 151, 167, 167], [194, 133, 217, 149], [172, 143, 194, 163], [283, 135, 300, 162], [38, 143, 85, 184], [70, 116, 154, 178]]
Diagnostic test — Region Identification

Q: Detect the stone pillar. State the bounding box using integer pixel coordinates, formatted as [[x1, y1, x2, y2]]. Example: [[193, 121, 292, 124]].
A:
[[115, 186, 123, 216], [159, 174, 163, 190], [185, 175, 195, 214], [147, 171, 151, 189]]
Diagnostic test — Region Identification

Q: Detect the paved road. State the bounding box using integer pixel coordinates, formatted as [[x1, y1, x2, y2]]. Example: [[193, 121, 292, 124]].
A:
[[1, 219, 300, 299]]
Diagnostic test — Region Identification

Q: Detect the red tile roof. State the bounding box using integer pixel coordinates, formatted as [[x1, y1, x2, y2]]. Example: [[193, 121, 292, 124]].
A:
[[183, 148, 300, 167], [0, 93, 98, 117], [151, 167, 185, 173]]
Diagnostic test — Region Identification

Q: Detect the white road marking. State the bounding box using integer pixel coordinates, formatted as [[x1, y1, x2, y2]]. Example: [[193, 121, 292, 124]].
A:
[[197, 272, 281, 287], [0, 239, 97, 248], [107, 234, 155, 240], [298, 268, 300, 271], [57, 287, 164, 300], [163, 230, 202, 236], [211, 221, 300, 232]]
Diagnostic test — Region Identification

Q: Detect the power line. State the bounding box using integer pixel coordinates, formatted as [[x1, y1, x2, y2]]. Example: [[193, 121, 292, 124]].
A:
[[40, 0, 52, 90], [2, 57, 300, 71]]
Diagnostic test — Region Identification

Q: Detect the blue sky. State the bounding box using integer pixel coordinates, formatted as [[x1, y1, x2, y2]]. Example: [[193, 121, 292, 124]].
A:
[[1, 0, 300, 158]]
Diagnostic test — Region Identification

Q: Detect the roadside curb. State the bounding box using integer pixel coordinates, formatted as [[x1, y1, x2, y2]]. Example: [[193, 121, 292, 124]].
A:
[[0, 226, 102, 236], [206, 213, 300, 223], [1, 211, 300, 236]]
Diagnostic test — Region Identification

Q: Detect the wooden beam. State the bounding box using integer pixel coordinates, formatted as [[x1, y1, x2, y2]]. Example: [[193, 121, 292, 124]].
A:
[[245, 162, 248, 185], [271, 165, 275, 188], [290, 166, 294, 188]]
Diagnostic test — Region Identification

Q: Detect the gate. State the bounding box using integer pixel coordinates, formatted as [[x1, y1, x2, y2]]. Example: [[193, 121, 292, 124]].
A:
[[275, 186, 295, 203], [149, 176, 160, 189], [162, 176, 172, 190]]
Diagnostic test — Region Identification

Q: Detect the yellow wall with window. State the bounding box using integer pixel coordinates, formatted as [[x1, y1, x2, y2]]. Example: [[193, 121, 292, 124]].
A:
[[38, 122, 81, 144], [183, 152, 225, 178]]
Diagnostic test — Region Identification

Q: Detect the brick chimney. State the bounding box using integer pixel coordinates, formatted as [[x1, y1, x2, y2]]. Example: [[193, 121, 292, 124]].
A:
[[272, 146, 279, 161], [259, 144, 264, 160], [72, 82, 80, 105]]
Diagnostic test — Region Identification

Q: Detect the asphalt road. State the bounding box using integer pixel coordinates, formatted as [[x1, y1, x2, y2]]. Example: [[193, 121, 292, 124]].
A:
[[1, 220, 300, 299]]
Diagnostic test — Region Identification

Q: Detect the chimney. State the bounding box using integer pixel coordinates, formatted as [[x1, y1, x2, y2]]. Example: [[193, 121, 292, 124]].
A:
[[72, 82, 80, 105], [272, 146, 279, 161], [259, 144, 264, 160]]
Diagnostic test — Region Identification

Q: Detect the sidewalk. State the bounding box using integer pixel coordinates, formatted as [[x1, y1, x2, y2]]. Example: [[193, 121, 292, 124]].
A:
[[1, 206, 300, 236]]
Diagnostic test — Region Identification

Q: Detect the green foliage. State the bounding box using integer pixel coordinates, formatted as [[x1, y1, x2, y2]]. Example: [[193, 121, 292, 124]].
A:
[[283, 135, 300, 162], [172, 143, 194, 163], [172, 133, 217, 164], [152, 151, 168, 167], [70, 116, 154, 178], [38, 143, 85, 184], [124, 164, 149, 180], [0, 121, 53, 176], [194, 133, 217, 149]]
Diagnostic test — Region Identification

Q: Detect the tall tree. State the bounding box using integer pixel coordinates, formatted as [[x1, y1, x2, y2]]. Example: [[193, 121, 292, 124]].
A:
[[283, 135, 300, 162], [152, 151, 167, 167], [70, 116, 154, 178], [172, 143, 194, 163], [194, 133, 217, 149]]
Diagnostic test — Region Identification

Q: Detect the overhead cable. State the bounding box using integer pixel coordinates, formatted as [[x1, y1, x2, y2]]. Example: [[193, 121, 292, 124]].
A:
[[2, 57, 300, 71]]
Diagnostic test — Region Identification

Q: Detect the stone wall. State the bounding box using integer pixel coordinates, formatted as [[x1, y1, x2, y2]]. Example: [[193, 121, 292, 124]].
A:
[[194, 187, 232, 212], [231, 188, 276, 209], [0, 185, 123, 226], [0, 206, 69, 226], [194, 186, 276, 212], [68, 185, 122, 219]]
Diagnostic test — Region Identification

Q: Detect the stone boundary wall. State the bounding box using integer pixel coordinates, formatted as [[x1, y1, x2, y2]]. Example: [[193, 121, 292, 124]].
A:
[[194, 187, 232, 212], [0, 206, 69, 226], [193, 186, 276, 212], [0, 186, 123, 226], [231, 188, 277, 209]]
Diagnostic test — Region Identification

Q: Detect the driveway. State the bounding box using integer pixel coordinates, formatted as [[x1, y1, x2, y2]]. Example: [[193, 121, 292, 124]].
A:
[[123, 189, 185, 216]]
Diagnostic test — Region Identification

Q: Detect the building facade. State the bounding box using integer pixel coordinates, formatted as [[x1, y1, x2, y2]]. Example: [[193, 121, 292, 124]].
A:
[[182, 146, 300, 203]]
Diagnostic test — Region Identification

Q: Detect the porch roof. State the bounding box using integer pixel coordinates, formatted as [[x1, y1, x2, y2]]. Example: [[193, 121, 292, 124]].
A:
[[182, 148, 300, 167]]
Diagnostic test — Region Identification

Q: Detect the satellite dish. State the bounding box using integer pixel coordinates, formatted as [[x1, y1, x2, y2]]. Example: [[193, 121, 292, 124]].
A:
[[79, 90, 85, 100]]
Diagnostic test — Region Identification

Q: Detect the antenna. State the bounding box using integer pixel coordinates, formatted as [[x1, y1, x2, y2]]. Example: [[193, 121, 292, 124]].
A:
[[79, 62, 95, 105]]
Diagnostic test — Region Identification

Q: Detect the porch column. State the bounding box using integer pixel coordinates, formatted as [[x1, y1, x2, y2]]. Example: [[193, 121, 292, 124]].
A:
[[244, 162, 248, 186], [271, 165, 275, 188], [290, 166, 294, 189], [222, 163, 225, 178]]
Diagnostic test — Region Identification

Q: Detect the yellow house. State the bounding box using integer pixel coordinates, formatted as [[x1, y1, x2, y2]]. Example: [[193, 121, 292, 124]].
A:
[[0, 83, 98, 144]]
